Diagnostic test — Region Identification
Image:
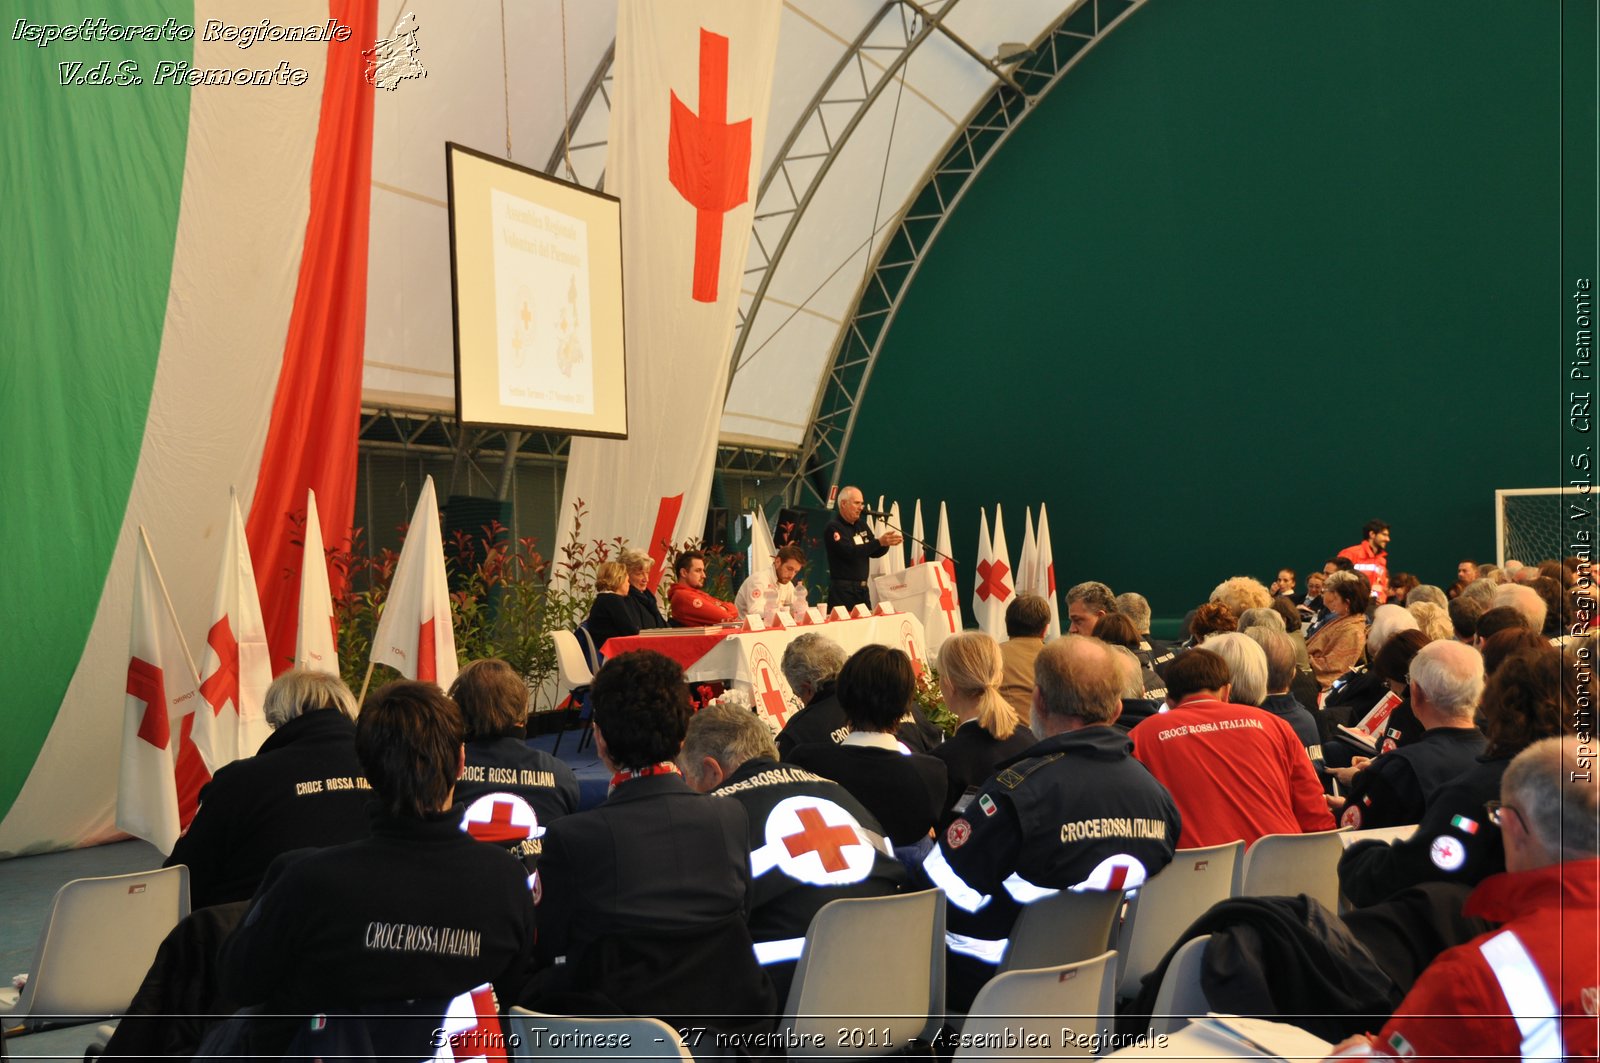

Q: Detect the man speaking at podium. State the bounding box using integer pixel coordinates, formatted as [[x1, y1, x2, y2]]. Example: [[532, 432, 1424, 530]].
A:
[[824, 486, 902, 612]]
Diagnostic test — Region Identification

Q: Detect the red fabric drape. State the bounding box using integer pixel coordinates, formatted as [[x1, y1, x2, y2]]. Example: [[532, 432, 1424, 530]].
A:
[[246, 0, 378, 673]]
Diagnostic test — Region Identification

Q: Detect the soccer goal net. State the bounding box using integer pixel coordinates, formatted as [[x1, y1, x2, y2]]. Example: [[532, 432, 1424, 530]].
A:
[[1496, 488, 1573, 567]]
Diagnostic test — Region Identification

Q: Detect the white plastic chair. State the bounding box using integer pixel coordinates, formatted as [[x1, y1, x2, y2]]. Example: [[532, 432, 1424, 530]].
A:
[[958, 951, 1117, 1060], [1238, 829, 1346, 911], [0, 865, 189, 1033], [781, 888, 945, 1057], [999, 888, 1123, 974], [1149, 934, 1212, 1036], [507, 1009, 693, 1062], [1114, 841, 1241, 1001], [550, 628, 596, 754]]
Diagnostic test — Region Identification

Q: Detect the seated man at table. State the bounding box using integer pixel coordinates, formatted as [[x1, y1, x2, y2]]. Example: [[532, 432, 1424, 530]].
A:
[[668, 549, 739, 627], [734, 543, 809, 621]]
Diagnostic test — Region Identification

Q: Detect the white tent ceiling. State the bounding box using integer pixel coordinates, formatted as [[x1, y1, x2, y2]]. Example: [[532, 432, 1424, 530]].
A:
[[363, 0, 1101, 451]]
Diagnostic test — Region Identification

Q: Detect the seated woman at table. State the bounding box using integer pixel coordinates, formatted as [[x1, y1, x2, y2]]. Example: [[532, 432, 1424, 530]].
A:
[[931, 632, 1035, 824], [585, 561, 640, 655], [786, 644, 947, 857], [620, 548, 667, 629]]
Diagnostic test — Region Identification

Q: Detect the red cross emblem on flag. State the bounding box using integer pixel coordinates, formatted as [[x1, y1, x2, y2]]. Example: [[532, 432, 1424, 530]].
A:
[[667, 28, 752, 303], [127, 656, 170, 750], [976, 559, 1011, 602], [198, 615, 239, 715], [461, 794, 541, 846]]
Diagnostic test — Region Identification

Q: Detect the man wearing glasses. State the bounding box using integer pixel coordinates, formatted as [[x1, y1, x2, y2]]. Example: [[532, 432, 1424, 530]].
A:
[[1325, 736, 1597, 1060]]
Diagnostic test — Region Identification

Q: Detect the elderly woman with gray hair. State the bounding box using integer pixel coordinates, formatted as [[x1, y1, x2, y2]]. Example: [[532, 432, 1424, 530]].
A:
[[619, 547, 667, 629], [1306, 570, 1370, 691], [164, 668, 371, 909]]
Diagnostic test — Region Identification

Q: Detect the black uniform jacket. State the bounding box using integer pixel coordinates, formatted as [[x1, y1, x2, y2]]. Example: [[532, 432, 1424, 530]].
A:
[[166, 709, 371, 909], [456, 734, 581, 870], [1338, 726, 1487, 830]]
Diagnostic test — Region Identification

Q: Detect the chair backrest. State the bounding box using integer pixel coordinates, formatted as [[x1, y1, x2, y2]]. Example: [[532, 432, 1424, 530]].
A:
[[780, 889, 945, 1057], [959, 952, 1117, 1061], [574, 624, 603, 673], [13, 865, 190, 1022], [999, 889, 1123, 975], [508, 1009, 693, 1062], [1238, 829, 1345, 911], [550, 629, 594, 701], [1114, 841, 1241, 1001], [1149, 934, 1212, 1036]]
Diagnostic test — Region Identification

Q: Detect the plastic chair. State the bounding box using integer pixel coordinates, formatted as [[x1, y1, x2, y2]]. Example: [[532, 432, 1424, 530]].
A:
[[1238, 829, 1346, 911], [959, 952, 1117, 1060], [0, 865, 189, 1033], [1114, 841, 1241, 1001], [999, 888, 1123, 974], [1149, 934, 1212, 1036], [550, 628, 595, 755], [507, 1010, 693, 1062], [780, 889, 945, 1057]]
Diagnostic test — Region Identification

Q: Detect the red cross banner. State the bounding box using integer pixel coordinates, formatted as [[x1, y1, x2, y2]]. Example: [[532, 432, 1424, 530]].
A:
[[935, 502, 957, 598], [972, 507, 1014, 639], [117, 529, 203, 855], [370, 476, 458, 688], [554, 0, 782, 571], [193, 492, 272, 774]]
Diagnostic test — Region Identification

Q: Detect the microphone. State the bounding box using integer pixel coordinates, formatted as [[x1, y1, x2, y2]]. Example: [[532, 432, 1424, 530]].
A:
[[861, 508, 892, 518]]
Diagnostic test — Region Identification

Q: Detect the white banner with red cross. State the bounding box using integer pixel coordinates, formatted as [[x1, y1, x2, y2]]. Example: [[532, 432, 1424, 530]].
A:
[[686, 613, 929, 728], [873, 562, 959, 656], [553, 0, 783, 578]]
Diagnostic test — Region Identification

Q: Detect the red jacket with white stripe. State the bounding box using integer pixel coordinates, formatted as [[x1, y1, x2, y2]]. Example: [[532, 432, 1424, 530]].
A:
[[1369, 858, 1599, 1060]]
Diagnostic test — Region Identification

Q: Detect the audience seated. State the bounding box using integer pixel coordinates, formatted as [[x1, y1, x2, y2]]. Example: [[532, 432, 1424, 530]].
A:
[[1332, 641, 1486, 830], [1242, 628, 1323, 770], [1108, 644, 1163, 733], [1338, 644, 1575, 906], [785, 645, 948, 852], [679, 702, 904, 1004], [218, 681, 534, 1048], [1064, 580, 1116, 635], [583, 560, 641, 652], [1325, 737, 1597, 1060], [1115, 590, 1177, 672], [165, 668, 370, 910], [998, 594, 1049, 714], [775, 633, 942, 757], [918, 635, 1179, 1010], [930, 631, 1036, 823], [526, 650, 775, 1031], [1095, 611, 1167, 700], [1475, 604, 1530, 646], [1405, 599, 1452, 641], [449, 658, 580, 870], [1129, 648, 1334, 848], [1210, 575, 1273, 618], [1307, 570, 1369, 690]]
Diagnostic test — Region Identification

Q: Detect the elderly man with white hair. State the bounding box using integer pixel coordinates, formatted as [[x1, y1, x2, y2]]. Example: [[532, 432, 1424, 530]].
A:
[[822, 485, 901, 611], [1325, 736, 1598, 1060], [1332, 640, 1487, 830], [1492, 581, 1548, 635]]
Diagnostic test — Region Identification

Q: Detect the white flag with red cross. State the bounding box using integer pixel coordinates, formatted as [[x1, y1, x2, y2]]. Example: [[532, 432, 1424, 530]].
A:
[[936, 502, 957, 620], [909, 500, 925, 566], [553, 0, 783, 591], [885, 501, 906, 575], [1018, 505, 1038, 605], [117, 528, 203, 855], [192, 491, 272, 774], [989, 505, 1017, 640], [1035, 503, 1061, 640], [295, 487, 340, 677], [971, 509, 1004, 638], [371, 476, 458, 688]]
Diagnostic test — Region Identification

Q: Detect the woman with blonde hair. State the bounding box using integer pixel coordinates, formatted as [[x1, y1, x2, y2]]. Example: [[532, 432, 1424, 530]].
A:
[[932, 631, 1037, 823], [584, 559, 640, 653]]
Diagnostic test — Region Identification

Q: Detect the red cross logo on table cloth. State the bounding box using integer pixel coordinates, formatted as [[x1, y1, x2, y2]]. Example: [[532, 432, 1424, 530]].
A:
[[667, 28, 752, 303], [756, 661, 787, 720], [976, 559, 1011, 602], [198, 615, 239, 714], [782, 806, 861, 874], [127, 656, 170, 749]]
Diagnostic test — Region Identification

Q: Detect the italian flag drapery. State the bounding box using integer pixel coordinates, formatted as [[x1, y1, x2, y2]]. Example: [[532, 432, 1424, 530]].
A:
[[0, 0, 376, 856]]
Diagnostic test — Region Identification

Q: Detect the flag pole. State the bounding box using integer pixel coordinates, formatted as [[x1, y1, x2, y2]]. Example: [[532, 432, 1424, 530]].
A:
[[356, 660, 376, 706], [139, 526, 202, 681]]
